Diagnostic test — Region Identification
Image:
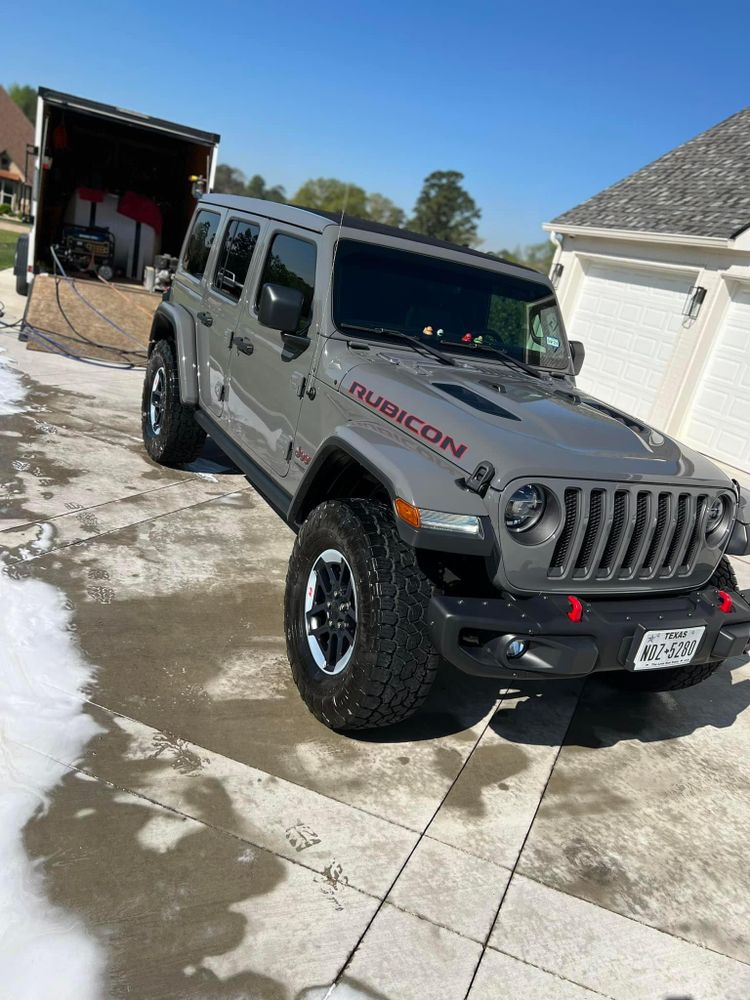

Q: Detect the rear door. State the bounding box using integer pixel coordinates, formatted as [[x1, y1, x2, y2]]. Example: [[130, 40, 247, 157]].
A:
[[172, 207, 225, 417], [227, 228, 319, 476]]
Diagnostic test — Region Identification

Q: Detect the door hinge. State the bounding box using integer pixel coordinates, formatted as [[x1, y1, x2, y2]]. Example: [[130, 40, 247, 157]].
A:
[[291, 372, 306, 398], [215, 380, 225, 402], [285, 439, 294, 462]]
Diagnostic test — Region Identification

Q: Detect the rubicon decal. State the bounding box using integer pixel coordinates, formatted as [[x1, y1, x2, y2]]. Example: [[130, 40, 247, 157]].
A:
[[349, 381, 469, 459]]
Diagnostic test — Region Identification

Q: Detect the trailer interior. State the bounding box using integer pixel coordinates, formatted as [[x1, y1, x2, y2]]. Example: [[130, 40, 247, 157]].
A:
[[34, 89, 219, 280]]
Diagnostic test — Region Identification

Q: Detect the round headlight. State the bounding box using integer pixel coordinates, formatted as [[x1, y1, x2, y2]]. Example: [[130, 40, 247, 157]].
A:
[[706, 495, 728, 537], [505, 484, 546, 532]]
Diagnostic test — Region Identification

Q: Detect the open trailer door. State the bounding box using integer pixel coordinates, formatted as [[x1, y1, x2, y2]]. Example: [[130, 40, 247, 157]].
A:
[[22, 87, 220, 292]]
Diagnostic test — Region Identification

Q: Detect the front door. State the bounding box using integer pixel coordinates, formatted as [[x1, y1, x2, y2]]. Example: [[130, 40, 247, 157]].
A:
[[198, 214, 263, 418], [228, 229, 318, 476]]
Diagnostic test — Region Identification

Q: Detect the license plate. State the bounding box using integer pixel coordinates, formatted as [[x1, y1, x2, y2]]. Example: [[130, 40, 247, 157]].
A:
[[632, 627, 705, 670]]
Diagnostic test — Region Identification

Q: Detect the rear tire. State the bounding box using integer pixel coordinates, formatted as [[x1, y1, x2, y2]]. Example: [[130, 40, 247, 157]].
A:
[[613, 557, 738, 692], [285, 500, 439, 730], [142, 338, 205, 466]]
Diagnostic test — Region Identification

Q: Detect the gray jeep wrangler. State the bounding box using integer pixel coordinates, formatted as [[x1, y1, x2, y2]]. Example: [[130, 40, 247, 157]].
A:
[[141, 195, 750, 730]]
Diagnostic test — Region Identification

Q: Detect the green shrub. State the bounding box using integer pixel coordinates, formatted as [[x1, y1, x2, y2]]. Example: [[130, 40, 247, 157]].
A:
[[0, 205, 12, 216]]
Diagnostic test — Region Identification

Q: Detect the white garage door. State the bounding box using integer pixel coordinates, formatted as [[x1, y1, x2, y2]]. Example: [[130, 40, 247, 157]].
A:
[[568, 262, 693, 424], [683, 287, 750, 473]]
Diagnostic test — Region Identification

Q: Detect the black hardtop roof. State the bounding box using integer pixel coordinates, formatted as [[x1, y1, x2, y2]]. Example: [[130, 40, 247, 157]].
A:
[[200, 193, 544, 278], [39, 87, 220, 146]]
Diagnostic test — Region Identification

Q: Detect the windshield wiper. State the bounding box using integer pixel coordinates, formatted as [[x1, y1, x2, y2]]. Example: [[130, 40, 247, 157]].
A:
[[337, 323, 456, 366], [439, 340, 546, 379]]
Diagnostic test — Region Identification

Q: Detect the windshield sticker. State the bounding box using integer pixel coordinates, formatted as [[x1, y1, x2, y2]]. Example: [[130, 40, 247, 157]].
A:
[[546, 335, 560, 348], [348, 380, 469, 459]]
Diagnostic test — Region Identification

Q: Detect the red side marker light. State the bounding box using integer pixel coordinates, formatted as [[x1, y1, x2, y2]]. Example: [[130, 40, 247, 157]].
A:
[[717, 590, 733, 614], [567, 595, 583, 623]]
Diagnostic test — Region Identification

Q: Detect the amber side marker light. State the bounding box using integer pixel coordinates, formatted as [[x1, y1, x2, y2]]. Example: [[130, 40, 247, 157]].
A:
[[394, 499, 483, 536], [394, 498, 421, 529]]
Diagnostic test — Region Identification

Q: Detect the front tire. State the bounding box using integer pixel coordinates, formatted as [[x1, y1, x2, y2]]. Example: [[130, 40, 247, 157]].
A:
[[613, 557, 738, 692], [142, 338, 205, 466], [285, 500, 439, 730]]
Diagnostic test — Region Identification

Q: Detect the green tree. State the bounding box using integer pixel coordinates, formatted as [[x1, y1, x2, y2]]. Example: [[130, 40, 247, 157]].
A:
[[214, 164, 247, 196], [409, 170, 480, 246], [292, 178, 368, 218], [495, 241, 555, 275], [365, 193, 406, 227], [8, 83, 36, 122], [245, 173, 286, 203], [214, 165, 287, 202]]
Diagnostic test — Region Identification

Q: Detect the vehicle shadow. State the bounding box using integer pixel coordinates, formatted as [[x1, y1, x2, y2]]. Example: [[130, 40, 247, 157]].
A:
[[182, 436, 240, 475], [346, 661, 504, 744], [492, 657, 750, 750], [349, 656, 750, 751]]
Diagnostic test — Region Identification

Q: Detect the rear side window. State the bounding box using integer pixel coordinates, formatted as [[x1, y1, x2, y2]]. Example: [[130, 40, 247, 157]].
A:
[[257, 234, 316, 331], [182, 209, 220, 279], [212, 219, 260, 300]]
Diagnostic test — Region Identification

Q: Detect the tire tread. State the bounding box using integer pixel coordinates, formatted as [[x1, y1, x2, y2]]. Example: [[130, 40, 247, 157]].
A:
[[286, 500, 439, 730]]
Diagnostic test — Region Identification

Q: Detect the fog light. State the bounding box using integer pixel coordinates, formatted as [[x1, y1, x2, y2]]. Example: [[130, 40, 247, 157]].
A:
[[506, 639, 527, 659]]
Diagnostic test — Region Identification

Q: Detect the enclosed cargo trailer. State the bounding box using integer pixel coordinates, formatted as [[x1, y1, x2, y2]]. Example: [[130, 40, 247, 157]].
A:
[[14, 87, 220, 295]]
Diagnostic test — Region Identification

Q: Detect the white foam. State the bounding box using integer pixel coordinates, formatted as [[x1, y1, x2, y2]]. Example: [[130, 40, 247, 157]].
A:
[[0, 565, 107, 998], [0, 350, 26, 417]]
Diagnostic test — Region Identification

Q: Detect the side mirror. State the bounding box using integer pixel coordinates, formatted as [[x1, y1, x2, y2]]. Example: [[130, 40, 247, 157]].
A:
[[258, 283, 305, 337], [570, 340, 585, 376]]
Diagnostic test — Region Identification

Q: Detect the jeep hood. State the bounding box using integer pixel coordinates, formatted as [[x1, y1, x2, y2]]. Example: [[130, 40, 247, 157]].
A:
[[339, 352, 730, 490]]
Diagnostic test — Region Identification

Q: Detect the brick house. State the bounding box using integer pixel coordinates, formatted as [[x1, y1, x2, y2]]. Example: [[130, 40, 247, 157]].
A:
[[0, 86, 34, 212]]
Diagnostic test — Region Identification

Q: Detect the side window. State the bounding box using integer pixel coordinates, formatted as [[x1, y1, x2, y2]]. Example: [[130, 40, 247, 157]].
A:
[[212, 219, 259, 300], [256, 234, 317, 332], [182, 209, 220, 279]]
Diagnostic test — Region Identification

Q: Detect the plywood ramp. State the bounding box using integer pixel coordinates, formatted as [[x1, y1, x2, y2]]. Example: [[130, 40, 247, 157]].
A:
[[25, 274, 160, 364]]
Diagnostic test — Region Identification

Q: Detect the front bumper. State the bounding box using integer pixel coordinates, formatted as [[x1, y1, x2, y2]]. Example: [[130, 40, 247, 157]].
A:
[[428, 586, 750, 680]]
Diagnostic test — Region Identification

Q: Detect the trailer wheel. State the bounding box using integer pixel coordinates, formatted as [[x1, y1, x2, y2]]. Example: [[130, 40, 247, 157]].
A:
[[14, 235, 29, 297], [613, 558, 738, 692], [142, 337, 205, 466]]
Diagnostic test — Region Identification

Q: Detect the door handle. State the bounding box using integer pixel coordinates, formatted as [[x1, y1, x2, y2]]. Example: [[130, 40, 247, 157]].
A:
[[234, 335, 254, 356], [197, 311, 213, 327]]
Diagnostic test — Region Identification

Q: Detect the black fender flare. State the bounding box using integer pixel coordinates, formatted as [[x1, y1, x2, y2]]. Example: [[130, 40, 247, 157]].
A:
[[149, 302, 199, 407], [290, 424, 495, 556]]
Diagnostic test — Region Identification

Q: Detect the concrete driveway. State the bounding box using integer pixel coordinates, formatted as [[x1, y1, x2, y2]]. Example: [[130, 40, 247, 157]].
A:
[[1, 271, 750, 999]]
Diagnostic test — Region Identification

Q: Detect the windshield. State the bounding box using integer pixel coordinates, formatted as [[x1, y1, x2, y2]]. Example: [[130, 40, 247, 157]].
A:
[[332, 240, 570, 371]]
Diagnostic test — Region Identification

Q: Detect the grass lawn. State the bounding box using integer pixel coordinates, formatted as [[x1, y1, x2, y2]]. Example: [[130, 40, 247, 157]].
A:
[[0, 228, 22, 270]]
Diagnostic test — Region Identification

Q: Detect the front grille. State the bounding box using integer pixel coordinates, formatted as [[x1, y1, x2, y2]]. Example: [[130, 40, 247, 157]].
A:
[[547, 485, 710, 584]]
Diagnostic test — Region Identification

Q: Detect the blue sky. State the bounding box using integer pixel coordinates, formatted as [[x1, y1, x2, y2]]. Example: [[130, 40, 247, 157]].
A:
[[7, 0, 749, 248]]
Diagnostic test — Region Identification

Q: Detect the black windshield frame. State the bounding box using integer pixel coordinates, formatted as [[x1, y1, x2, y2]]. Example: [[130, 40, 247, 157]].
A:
[[331, 239, 571, 372]]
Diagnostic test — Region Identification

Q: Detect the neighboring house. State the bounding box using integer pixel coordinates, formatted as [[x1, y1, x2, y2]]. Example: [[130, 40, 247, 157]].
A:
[[0, 86, 34, 212], [545, 107, 750, 476]]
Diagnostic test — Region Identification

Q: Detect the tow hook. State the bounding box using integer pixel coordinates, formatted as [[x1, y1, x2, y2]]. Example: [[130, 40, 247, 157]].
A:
[[567, 595, 584, 622]]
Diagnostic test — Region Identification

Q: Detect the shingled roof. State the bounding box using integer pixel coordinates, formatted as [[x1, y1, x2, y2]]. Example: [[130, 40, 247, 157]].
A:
[[0, 86, 34, 180], [549, 106, 750, 240]]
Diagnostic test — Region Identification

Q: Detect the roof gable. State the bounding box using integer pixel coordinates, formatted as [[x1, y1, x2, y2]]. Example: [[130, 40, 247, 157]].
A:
[[549, 106, 750, 240]]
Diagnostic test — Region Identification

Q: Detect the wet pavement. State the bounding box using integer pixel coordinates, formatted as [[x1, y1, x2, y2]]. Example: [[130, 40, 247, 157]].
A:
[[2, 270, 750, 999]]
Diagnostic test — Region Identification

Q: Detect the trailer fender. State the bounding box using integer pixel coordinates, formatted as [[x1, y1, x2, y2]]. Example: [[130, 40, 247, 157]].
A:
[[149, 302, 199, 407]]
